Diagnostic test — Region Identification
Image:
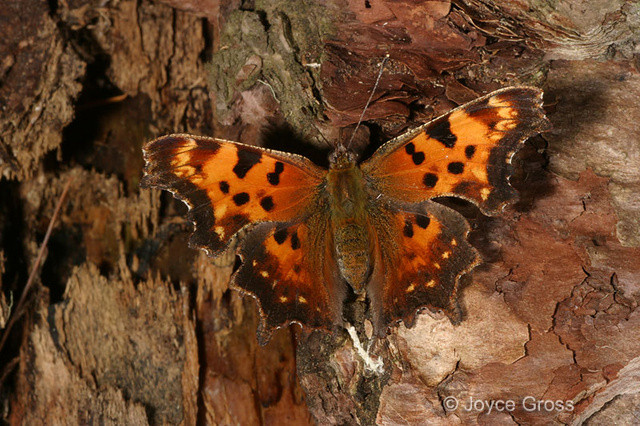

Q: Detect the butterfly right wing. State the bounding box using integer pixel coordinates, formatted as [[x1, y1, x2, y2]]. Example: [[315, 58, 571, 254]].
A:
[[141, 134, 345, 343]]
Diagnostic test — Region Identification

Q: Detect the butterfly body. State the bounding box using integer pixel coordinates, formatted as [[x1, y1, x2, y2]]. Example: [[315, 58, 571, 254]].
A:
[[141, 86, 551, 345], [326, 148, 374, 291]]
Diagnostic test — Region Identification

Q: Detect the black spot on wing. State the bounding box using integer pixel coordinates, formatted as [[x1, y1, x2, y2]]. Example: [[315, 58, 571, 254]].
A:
[[448, 162, 464, 174], [290, 231, 300, 250], [219, 181, 230, 194], [465, 145, 476, 159], [415, 214, 430, 229], [405, 143, 416, 154], [403, 219, 414, 238], [426, 118, 457, 148], [274, 228, 288, 245], [412, 151, 425, 165], [423, 173, 438, 188], [405, 143, 425, 165], [260, 196, 274, 212], [233, 150, 262, 178], [232, 192, 250, 206], [267, 161, 285, 186]]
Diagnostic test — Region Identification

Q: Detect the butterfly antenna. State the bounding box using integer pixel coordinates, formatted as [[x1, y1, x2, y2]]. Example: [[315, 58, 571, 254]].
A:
[[346, 54, 390, 150]]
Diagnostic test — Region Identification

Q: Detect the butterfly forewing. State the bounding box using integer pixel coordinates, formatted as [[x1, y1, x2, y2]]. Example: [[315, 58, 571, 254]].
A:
[[141, 134, 326, 256], [361, 87, 551, 215]]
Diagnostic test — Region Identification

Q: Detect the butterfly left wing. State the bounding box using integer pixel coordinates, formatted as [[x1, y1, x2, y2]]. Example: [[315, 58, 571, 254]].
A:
[[141, 134, 345, 344], [362, 87, 550, 332], [361, 87, 551, 215]]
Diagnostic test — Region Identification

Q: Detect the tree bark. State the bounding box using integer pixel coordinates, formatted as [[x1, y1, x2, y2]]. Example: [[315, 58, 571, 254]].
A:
[[1, 0, 639, 424]]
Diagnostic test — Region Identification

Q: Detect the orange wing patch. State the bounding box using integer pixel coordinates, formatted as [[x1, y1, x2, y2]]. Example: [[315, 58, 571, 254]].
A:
[[367, 201, 480, 333], [141, 134, 325, 256], [362, 87, 551, 215], [232, 214, 345, 344]]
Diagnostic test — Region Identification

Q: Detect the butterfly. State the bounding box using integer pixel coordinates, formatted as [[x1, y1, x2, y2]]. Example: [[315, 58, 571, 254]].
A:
[[141, 86, 550, 345]]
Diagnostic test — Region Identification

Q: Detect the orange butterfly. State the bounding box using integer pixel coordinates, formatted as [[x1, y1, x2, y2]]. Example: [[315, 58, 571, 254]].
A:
[[141, 87, 550, 345]]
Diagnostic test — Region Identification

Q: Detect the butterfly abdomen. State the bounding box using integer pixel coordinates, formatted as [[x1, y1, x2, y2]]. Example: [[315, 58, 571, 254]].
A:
[[334, 223, 371, 292]]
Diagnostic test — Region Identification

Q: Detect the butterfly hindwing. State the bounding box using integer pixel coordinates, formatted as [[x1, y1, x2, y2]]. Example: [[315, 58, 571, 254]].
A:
[[141, 134, 326, 256], [367, 200, 480, 333], [362, 87, 549, 332], [232, 213, 345, 344], [361, 87, 551, 215]]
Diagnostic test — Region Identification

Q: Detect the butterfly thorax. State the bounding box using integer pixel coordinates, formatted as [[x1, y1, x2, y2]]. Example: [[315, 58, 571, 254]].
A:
[[327, 148, 372, 292]]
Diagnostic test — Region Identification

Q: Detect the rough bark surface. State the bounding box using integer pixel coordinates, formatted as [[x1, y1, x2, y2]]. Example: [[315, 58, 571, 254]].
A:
[[1, 0, 639, 425]]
